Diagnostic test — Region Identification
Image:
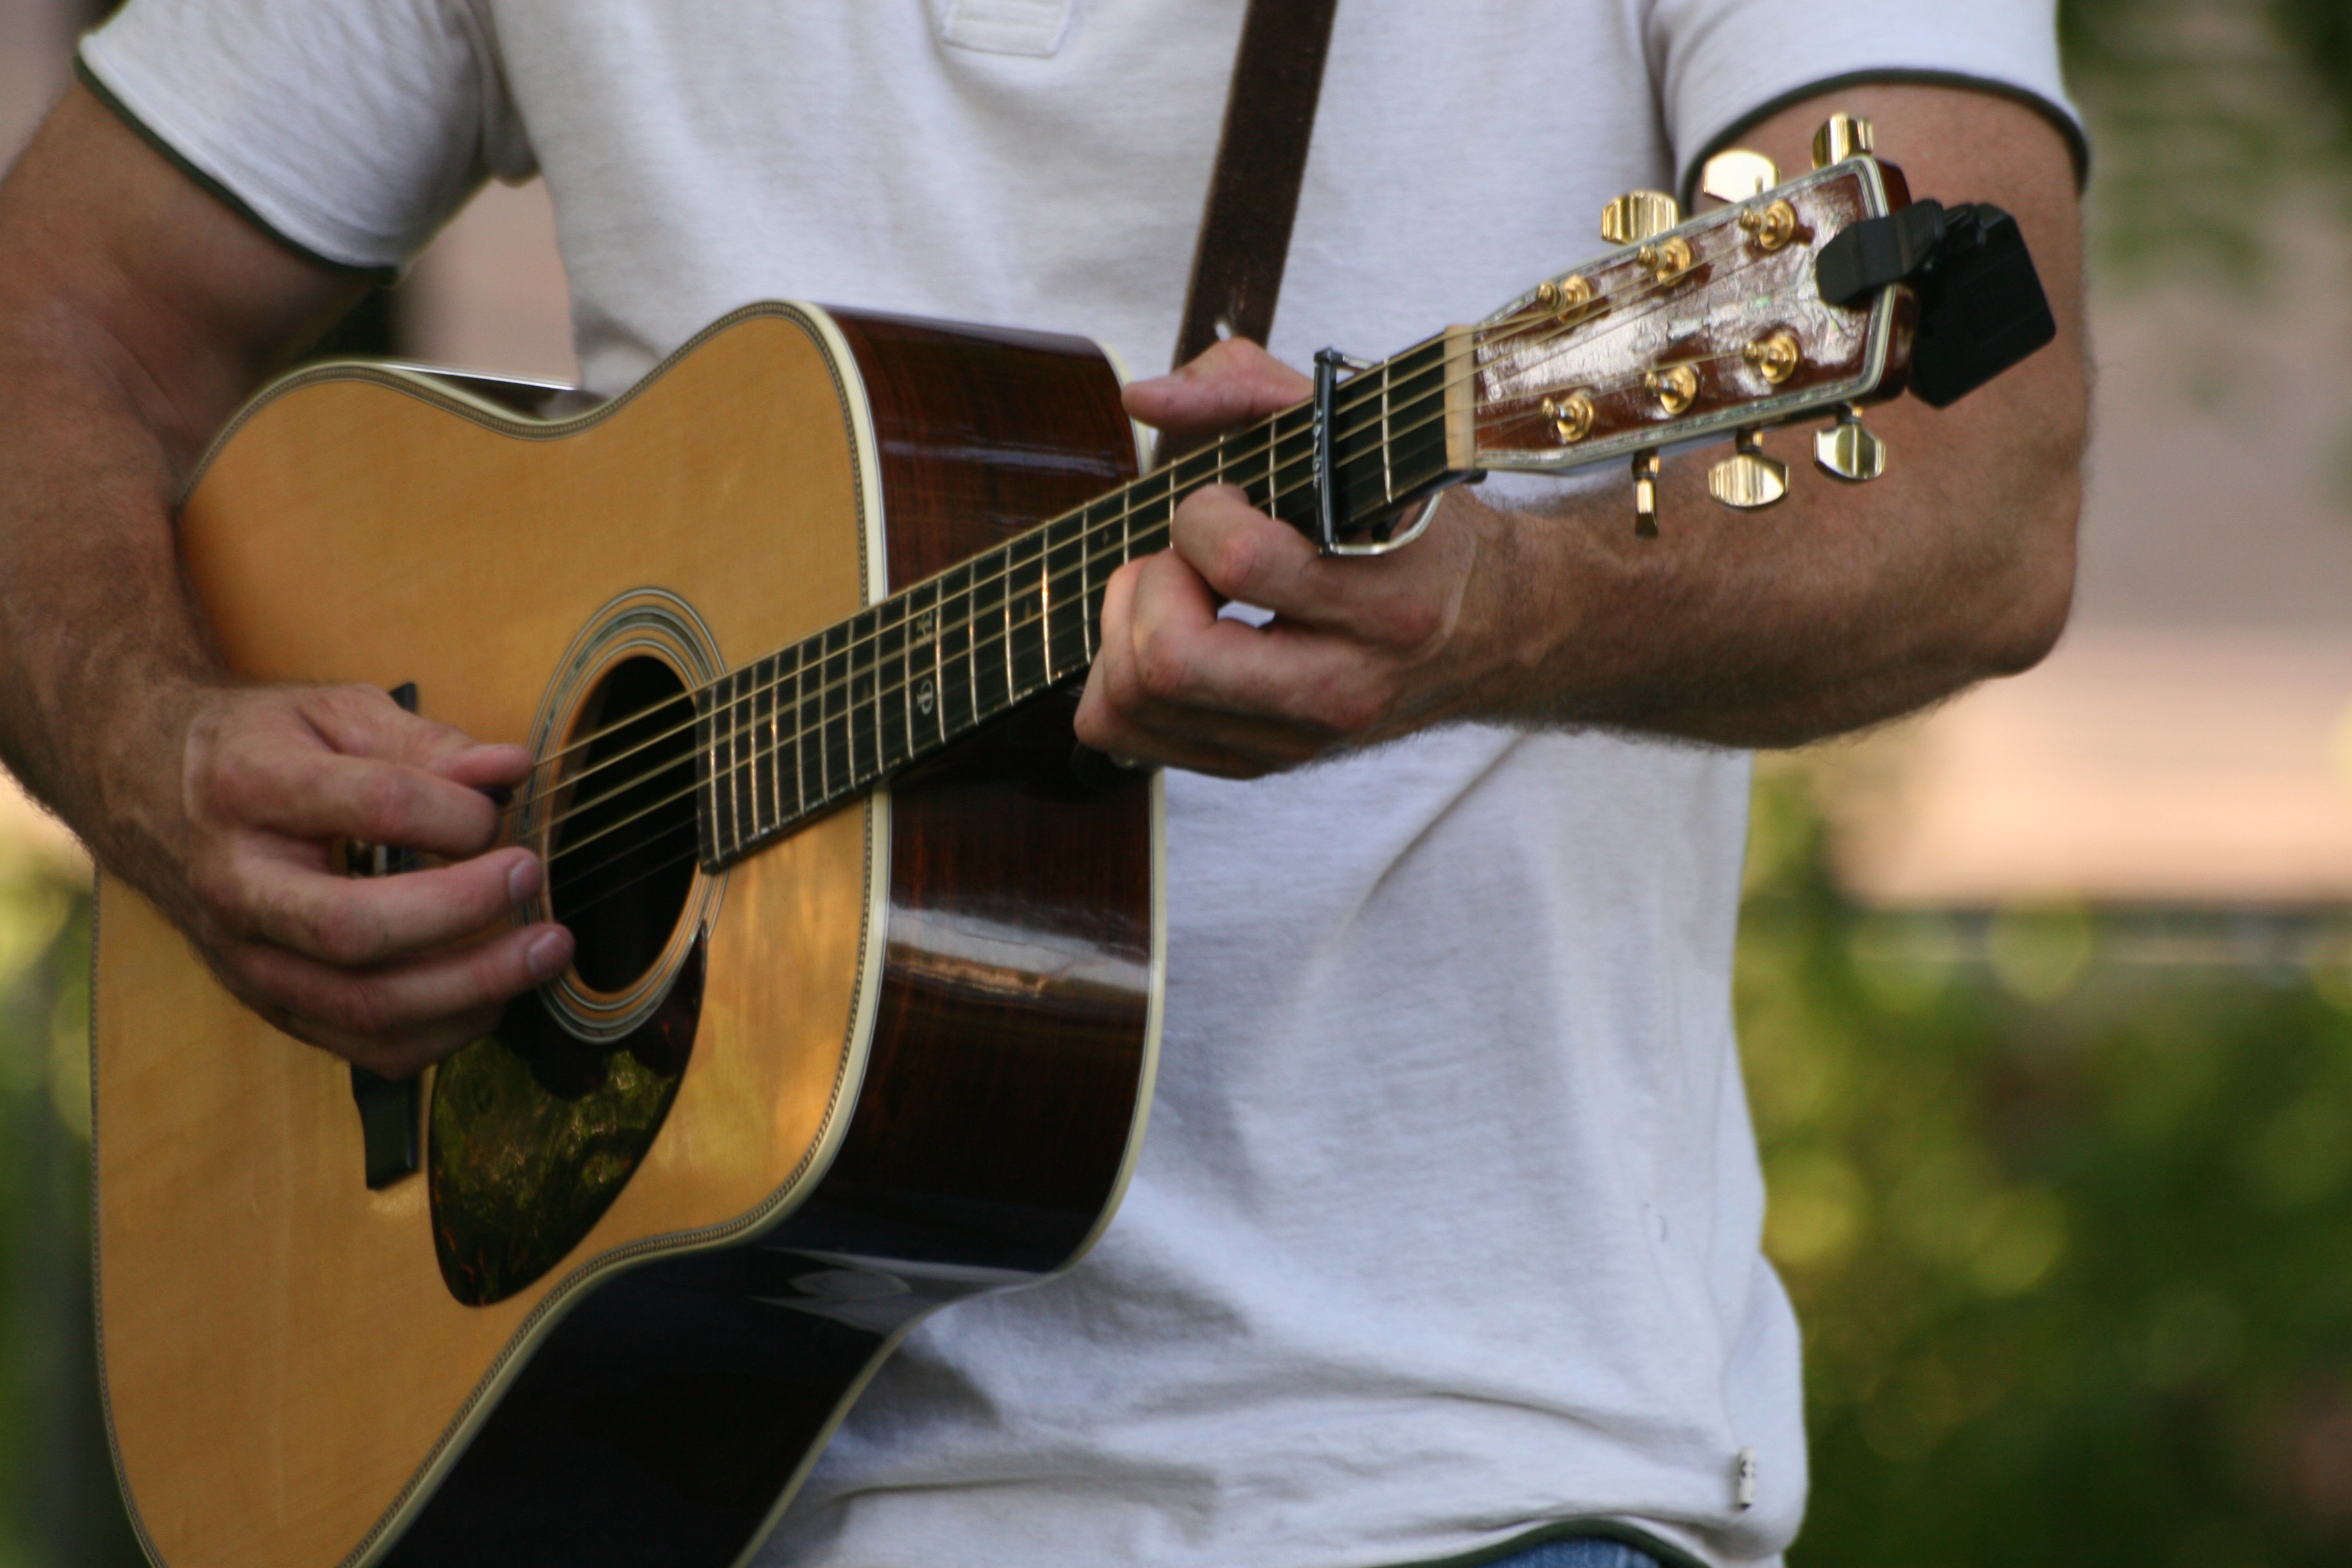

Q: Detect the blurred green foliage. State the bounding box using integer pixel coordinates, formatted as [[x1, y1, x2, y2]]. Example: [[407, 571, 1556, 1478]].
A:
[[1747, 769, 2352, 1567], [0, 859, 138, 1568], [2061, 0, 2352, 283]]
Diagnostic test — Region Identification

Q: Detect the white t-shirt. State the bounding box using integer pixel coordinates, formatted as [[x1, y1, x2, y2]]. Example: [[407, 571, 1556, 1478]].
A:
[[82, 6, 2076, 1565]]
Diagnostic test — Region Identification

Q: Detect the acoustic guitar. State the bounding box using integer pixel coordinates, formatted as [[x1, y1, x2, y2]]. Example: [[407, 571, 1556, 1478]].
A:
[[90, 132, 2049, 1568]]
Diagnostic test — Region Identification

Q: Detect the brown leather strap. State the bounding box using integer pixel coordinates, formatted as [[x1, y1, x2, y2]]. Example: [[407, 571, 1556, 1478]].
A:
[[1171, 0, 1341, 371]]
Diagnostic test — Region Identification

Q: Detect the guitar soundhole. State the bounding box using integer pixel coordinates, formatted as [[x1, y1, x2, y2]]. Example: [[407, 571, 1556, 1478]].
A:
[[549, 655, 698, 995]]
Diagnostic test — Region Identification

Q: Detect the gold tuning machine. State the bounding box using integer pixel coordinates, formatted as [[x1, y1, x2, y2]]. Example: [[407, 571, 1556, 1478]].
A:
[[1814, 403, 1888, 482], [1708, 430, 1789, 510], [1601, 191, 1681, 245], [1699, 149, 1780, 204], [1633, 450, 1661, 538], [1810, 113, 1875, 170]]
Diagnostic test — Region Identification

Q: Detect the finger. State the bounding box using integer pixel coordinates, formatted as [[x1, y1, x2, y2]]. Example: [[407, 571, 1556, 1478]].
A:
[[434, 742, 534, 791], [223, 919, 573, 1075], [222, 841, 546, 968], [1077, 554, 1346, 773], [213, 744, 508, 854], [1167, 485, 1326, 614], [1128, 551, 1383, 734], [297, 685, 520, 776], [1171, 487, 1464, 658], [297, 684, 532, 795], [1124, 338, 1314, 436]]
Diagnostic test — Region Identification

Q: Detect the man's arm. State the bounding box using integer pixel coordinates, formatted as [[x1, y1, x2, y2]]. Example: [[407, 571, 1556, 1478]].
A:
[[0, 83, 571, 1075], [1075, 83, 2086, 773]]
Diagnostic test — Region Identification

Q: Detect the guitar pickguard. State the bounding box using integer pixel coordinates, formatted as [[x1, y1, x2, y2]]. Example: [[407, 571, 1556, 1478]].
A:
[[428, 937, 704, 1306]]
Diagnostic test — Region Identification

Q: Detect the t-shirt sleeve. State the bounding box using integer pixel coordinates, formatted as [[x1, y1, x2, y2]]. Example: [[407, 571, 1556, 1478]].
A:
[[78, 0, 534, 275], [1645, 0, 2086, 205]]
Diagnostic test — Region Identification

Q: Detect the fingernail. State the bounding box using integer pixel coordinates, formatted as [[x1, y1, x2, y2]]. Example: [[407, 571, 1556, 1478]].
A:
[[507, 855, 543, 904], [526, 930, 570, 983]]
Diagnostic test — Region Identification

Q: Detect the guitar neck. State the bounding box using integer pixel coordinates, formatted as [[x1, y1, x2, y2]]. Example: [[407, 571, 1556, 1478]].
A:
[[687, 153, 1963, 869], [691, 333, 1469, 870]]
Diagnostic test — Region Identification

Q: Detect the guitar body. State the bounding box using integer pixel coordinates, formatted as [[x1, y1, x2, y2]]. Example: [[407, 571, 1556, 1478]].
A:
[[91, 304, 1163, 1568]]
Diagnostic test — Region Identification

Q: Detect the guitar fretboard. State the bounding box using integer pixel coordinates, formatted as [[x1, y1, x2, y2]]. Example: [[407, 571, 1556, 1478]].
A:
[[691, 334, 1462, 871]]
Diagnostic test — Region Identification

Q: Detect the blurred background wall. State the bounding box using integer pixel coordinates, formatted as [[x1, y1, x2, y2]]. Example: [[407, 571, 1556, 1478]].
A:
[[3, 0, 2352, 1563]]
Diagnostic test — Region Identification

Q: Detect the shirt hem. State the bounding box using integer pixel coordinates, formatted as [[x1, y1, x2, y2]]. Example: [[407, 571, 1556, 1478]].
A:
[[1374, 1516, 1721, 1568], [71, 54, 400, 285], [1675, 67, 2092, 211]]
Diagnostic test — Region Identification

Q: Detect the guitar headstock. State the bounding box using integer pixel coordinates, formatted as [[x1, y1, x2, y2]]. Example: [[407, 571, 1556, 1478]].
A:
[[1259, 114, 2050, 555], [1465, 127, 1907, 530]]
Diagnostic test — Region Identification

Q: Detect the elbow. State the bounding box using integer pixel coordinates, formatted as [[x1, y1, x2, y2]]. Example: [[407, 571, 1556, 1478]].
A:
[[1973, 471, 2081, 679]]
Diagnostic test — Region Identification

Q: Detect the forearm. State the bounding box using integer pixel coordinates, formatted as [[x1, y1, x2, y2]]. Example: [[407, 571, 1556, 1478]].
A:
[[0, 85, 358, 897], [0, 309, 220, 883], [1464, 373, 2082, 748], [1454, 84, 2087, 748]]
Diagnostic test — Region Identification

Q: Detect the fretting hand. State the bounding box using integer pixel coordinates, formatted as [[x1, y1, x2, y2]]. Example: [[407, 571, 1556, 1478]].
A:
[[1076, 338, 1511, 777]]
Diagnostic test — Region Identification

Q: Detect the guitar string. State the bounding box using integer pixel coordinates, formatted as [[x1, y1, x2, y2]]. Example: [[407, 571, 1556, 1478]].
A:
[[517, 224, 1796, 785], [535, 264, 1812, 920], [534, 307, 1824, 879], [536, 326, 1817, 891], [516, 218, 1812, 810], [533, 296, 1815, 860], [517, 254, 1806, 834]]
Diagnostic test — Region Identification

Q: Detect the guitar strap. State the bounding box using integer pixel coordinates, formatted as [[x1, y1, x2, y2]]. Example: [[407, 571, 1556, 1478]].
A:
[[1066, 0, 1337, 777], [1169, 0, 1342, 373]]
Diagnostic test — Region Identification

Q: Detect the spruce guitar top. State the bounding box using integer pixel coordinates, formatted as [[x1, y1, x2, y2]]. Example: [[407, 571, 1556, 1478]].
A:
[[90, 124, 2051, 1568]]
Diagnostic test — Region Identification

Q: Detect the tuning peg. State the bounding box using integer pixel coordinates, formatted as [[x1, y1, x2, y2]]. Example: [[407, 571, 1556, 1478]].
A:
[[1602, 191, 1681, 245], [1708, 430, 1790, 509], [1633, 450, 1661, 538], [1700, 149, 1780, 203], [1810, 113, 1875, 170], [1814, 403, 1888, 481]]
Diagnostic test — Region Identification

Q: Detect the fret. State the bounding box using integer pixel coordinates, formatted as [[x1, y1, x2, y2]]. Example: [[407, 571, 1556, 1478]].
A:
[[964, 547, 1010, 721], [998, 528, 1043, 695], [937, 558, 981, 733], [771, 644, 801, 826], [999, 536, 1024, 701], [1380, 360, 1395, 505], [731, 665, 758, 852], [793, 632, 818, 818], [1075, 508, 1095, 664], [1042, 511, 1087, 683], [1083, 497, 1127, 649], [917, 576, 954, 747], [747, 656, 771, 844], [693, 683, 722, 868], [1119, 481, 1134, 581], [844, 607, 879, 787], [900, 591, 923, 758], [915, 582, 946, 752], [712, 667, 736, 855], [875, 605, 910, 774], [1264, 411, 1278, 506], [819, 620, 850, 803], [714, 670, 742, 864], [1373, 336, 1455, 509], [1206, 423, 1263, 516], [1081, 507, 1114, 639]]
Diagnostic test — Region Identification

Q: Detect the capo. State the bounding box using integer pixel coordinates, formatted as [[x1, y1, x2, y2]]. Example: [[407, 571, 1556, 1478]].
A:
[[1310, 347, 1376, 553]]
